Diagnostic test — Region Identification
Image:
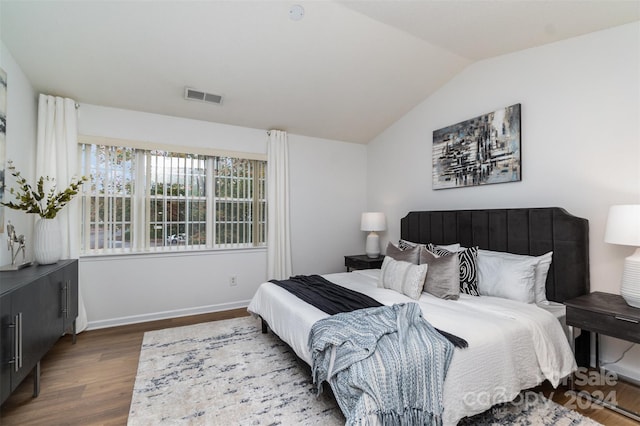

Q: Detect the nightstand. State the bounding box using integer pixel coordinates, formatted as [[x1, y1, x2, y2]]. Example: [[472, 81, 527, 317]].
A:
[[344, 254, 384, 272], [565, 292, 640, 421]]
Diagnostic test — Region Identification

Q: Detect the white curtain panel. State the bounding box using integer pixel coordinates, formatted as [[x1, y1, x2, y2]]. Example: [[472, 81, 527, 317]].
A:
[[267, 130, 293, 280], [36, 94, 88, 332]]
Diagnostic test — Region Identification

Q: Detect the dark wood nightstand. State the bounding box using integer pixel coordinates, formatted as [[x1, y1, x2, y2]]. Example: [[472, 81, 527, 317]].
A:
[[565, 292, 640, 421], [565, 292, 640, 346], [344, 254, 384, 272]]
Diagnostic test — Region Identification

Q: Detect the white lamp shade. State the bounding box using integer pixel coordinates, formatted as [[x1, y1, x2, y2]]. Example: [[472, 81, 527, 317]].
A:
[[605, 205, 640, 247], [361, 212, 386, 231]]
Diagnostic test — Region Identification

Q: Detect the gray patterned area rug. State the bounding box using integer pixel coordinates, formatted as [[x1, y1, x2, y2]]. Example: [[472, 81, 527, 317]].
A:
[[128, 316, 601, 425]]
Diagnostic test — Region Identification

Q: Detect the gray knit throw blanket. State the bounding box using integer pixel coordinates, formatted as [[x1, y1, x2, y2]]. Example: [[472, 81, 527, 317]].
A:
[[309, 303, 454, 425]]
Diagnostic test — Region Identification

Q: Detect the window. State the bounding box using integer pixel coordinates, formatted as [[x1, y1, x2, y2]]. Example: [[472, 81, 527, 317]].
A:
[[80, 143, 266, 255]]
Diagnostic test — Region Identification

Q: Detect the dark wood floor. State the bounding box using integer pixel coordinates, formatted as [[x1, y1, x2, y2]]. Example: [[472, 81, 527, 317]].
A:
[[1, 308, 638, 425]]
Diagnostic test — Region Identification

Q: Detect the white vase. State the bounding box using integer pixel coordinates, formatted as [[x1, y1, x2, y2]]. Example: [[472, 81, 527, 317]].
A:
[[34, 217, 62, 265]]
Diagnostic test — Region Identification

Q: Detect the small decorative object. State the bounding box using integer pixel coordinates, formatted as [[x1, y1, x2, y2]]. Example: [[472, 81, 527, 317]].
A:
[[0, 221, 32, 271], [605, 204, 640, 308], [433, 103, 521, 190], [361, 212, 386, 258], [1, 161, 87, 265]]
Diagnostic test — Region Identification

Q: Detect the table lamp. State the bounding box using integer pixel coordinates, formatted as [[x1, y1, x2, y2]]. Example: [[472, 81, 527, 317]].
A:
[[361, 212, 386, 258], [604, 204, 640, 308]]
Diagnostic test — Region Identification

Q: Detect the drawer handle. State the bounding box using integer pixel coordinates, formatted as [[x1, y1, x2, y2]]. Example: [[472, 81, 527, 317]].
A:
[[66, 280, 71, 319], [9, 313, 23, 372], [615, 315, 639, 324]]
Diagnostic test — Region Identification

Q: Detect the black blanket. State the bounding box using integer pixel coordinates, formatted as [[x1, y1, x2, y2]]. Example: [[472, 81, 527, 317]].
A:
[[270, 274, 468, 349]]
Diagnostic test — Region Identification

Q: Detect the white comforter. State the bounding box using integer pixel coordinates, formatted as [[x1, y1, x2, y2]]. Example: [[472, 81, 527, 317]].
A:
[[247, 269, 576, 425]]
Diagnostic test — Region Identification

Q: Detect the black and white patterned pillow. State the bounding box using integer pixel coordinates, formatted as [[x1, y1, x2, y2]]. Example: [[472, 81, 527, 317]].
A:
[[427, 244, 479, 296], [398, 239, 419, 250]]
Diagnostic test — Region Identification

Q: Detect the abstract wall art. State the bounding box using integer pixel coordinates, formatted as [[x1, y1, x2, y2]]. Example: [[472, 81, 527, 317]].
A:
[[432, 103, 521, 190]]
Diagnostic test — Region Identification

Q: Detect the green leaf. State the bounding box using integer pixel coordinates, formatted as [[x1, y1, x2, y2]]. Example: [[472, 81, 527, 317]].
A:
[[2, 163, 87, 218]]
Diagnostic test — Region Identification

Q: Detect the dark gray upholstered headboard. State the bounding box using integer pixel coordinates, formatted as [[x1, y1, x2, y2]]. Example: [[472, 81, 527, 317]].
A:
[[400, 207, 590, 303]]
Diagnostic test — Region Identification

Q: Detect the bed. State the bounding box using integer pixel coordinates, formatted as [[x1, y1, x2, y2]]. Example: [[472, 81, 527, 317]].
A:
[[248, 207, 590, 425]]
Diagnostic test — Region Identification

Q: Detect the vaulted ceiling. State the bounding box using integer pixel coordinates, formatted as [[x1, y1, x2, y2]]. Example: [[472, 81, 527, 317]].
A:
[[1, 1, 638, 143]]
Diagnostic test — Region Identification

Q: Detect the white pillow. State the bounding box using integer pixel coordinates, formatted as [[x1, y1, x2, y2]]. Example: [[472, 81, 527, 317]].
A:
[[477, 252, 537, 303], [532, 252, 553, 304], [378, 256, 428, 300], [478, 249, 553, 303]]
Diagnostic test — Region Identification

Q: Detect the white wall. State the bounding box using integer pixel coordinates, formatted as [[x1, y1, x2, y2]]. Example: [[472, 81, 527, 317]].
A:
[[367, 23, 640, 379], [78, 105, 366, 328], [0, 42, 37, 267], [289, 134, 367, 275]]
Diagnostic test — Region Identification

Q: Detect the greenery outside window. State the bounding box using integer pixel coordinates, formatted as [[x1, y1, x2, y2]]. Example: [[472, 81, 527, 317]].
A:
[[79, 142, 266, 255]]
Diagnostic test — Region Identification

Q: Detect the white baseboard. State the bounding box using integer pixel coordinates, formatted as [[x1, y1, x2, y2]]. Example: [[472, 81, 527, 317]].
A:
[[86, 300, 252, 330], [601, 362, 640, 386]]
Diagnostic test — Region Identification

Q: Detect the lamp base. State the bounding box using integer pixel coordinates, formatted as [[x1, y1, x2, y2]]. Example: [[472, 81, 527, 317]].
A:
[[620, 248, 640, 308], [365, 232, 380, 258]]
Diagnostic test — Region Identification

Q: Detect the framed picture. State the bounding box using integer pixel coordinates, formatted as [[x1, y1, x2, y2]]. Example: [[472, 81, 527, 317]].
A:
[[0, 67, 6, 232], [432, 103, 521, 190]]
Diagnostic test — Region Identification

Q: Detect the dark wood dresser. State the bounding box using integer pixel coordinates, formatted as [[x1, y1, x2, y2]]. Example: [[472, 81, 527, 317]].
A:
[[0, 259, 78, 405]]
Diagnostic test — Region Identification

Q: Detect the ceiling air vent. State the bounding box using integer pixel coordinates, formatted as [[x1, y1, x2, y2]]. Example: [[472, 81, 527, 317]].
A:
[[184, 87, 223, 105]]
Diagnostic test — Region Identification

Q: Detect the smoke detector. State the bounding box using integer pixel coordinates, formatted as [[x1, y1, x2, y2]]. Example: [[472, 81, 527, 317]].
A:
[[289, 5, 304, 21], [184, 87, 223, 105]]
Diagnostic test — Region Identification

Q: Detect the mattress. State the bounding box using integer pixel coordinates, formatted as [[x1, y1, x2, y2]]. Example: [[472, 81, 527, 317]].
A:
[[247, 269, 577, 425]]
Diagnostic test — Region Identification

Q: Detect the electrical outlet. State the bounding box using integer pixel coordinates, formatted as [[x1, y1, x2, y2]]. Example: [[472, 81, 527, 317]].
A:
[[229, 275, 238, 286]]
